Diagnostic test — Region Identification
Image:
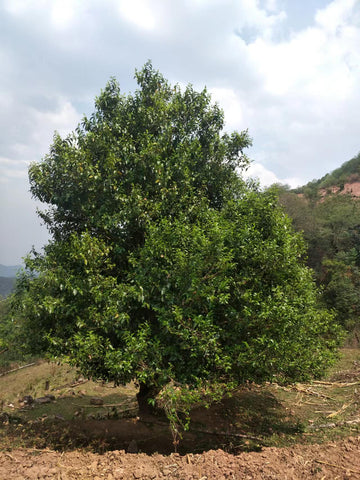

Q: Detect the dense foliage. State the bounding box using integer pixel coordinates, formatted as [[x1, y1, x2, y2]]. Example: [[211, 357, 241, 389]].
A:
[[11, 63, 341, 413]]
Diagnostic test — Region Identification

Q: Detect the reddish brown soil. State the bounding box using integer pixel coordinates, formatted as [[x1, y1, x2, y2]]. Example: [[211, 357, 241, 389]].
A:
[[319, 181, 360, 199], [1, 436, 360, 479]]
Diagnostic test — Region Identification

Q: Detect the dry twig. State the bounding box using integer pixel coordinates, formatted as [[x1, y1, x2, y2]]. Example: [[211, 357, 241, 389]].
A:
[[0, 362, 36, 377], [315, 459, 360, 474], [53, 379, 89, 390], [4, 452, 19, 463], [292, 385, 335, 400], [327, 401, 353, 418], [313, 380, 360, 388], [74, 401, 137, 408]]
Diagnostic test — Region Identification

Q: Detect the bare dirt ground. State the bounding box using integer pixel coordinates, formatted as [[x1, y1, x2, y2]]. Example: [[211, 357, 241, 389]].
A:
[[1, 351, 360, 479], [1, 436, 360, 479]]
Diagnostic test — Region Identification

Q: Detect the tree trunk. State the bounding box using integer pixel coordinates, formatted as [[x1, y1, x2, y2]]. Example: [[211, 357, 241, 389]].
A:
[[136, 382, 160, 417]]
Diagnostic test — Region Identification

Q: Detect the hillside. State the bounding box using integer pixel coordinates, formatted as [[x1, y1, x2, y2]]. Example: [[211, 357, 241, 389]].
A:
[[0, 265, 20, 298], [274, 151, 360, 334], [293, 152, 360, 199], [0, 277, 15, 298], [0, 265, 21, 278], [318, 180, 360, 199]]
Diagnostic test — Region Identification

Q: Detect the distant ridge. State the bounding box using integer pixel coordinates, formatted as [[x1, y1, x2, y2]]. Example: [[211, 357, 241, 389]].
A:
[[0, 277, 16, 298], [0, 264, 22, 278]]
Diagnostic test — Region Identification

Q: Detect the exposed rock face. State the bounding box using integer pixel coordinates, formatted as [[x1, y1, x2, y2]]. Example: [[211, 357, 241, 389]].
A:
[[319, 181, 360, 199]]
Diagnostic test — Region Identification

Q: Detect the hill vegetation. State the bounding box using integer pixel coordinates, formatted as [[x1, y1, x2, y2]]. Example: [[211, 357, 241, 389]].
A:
[[0, 265, 21, 299], [0, 265, 21, 278], [293, 152, 360, 199], [0, 277, 15, 298], [272, 152, 360, 334]]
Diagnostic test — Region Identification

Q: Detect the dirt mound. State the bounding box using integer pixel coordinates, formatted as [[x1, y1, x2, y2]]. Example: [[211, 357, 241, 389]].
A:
[[1, 436, 360, 479]]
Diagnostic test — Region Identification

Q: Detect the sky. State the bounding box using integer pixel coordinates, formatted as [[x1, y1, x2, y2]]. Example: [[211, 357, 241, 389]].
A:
[[0, 0, 360, 265]]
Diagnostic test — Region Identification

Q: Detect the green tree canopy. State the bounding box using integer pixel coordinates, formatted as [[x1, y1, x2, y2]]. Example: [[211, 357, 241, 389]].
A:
[[12, 63, 342, 415]]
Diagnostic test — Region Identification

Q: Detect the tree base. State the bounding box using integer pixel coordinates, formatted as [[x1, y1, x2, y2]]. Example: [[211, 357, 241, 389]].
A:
[[136, 382, 161, 417]]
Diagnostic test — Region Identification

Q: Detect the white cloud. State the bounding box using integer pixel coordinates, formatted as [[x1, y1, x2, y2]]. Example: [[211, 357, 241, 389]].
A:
[[263, 0, 280, 13], [231, 0, 360, 181], [0, 157, 29, 167], [247, 0, 286, 35], [247, 15, 358, 99], [0, 99, 80, 183], [0, 157, 29, 183], [315, 0, 358, 33], [209, 87, 245, 130], [31, 99, 80, 146], [0, 168, 27, 181], [50, 0, 76, 29], [235, 0, 358, 120], [244, 162, 302, 188], [116, 0, 158, 31], [3, 0, 35, 15]]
